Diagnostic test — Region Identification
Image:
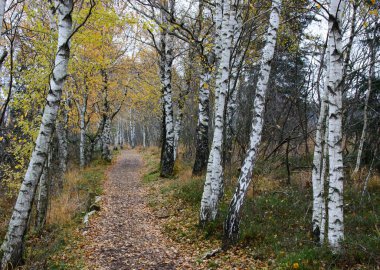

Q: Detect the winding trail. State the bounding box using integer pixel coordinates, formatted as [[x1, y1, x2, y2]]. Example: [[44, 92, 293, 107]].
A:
[[85, 150, 187, 270]]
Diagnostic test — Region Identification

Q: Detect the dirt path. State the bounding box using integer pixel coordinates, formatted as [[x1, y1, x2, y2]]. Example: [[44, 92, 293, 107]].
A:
[[84, 150, 188, 270]]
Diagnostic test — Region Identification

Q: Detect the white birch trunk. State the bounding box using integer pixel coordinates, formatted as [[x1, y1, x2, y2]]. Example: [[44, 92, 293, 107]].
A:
[[214, 0, 224, 66], [326, 0, 345, 252], [200, 0, 234, 224], [132, 120, 136, 148], [101, 117, 112, 161], [222, 0, 282, 245], [142, 125, 146, 148], [114, 120, 119, 149], [129, 109, 136, 148], [119, 120, 123, 148], [36, 165, 49, 230], [1, 1, 73, 267], [79, 94, 87, 168], [311, 47, 330, 244], [56, 102, 68, 190], [173, 109, 182, 161], [159, 4, 175, 177], [173, 119, 180, 160], [121, 121, 125, 147], [36, 146, 52, 231], [320, 116, 329, 244]]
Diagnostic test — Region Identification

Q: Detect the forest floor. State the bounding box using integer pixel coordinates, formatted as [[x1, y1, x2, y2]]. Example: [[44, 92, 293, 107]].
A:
[[84, 149, 193, 269], [1, 148, 378, 269]]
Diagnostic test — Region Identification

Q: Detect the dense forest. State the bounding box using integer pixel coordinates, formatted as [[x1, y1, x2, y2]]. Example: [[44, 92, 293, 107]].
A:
[[0, 0, 379, 269]]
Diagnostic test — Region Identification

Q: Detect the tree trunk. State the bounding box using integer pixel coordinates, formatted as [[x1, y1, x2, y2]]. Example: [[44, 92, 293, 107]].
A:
[[79, 94, 88, 168], [1, 1, 73, 267], [193, 69, 211, 176], [311, 46, 329, 244], [222, 0, 282, 247], [159, 4, 175, 177], [35, 146, 52, 231], [129, 110, 136, 149], [142, 125, 147, 148], [326, 0, 345, 252], [320, 116, 329, 244], [101, 117, 112, 162], [200, 0, 234, 225], [56, 103, 68, 190]]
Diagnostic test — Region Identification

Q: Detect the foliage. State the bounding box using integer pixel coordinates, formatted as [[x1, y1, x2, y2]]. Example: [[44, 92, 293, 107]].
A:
[[141, 147, 380, 269], [19, 157, 108, 269]]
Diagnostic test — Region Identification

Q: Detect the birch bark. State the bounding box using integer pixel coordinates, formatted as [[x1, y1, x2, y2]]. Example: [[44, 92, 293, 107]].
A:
[[222, 0, 282, 246], [200, 0, 234, 224], [36, 146, 52, 231], [1, 1, 73, 267], [129, 109, 136, 148], [326, 0, 346, 251], [101, 117, 112, 162], [56, 106, 68, 190], [78, 93, 88, 168], [142, 125, 147, 148], [173, 109, 182, 161], [159, 3, 175, 177], [311, 46, 329, 244]]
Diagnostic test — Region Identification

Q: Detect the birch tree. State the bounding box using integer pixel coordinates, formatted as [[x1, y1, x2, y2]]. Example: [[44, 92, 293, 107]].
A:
[[1, 1, 74, 267], [199, 0, 235, 225], [326, 0, 346, 251], [56, 103, 69, 189], [159, 0, 175, 177], [129, 108, 136, 148], [192, 0, 212, 176], [223, 0, 282, 246], [311, 44, 329, 244], [35, 145, 52, 231]]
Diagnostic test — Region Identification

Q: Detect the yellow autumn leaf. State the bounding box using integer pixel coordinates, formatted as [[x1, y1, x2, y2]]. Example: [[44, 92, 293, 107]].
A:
[[369, 9, 378, 16]]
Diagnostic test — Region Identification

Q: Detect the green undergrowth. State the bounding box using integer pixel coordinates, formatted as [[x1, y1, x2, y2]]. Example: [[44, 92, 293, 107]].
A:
[[18, 155, 110, 269], [141, 147, 380, 269]]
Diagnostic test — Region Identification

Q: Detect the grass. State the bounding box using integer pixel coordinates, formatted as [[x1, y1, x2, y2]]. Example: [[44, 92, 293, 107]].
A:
[[0, 156, 110, 270], [140, 147, 380, 269]]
